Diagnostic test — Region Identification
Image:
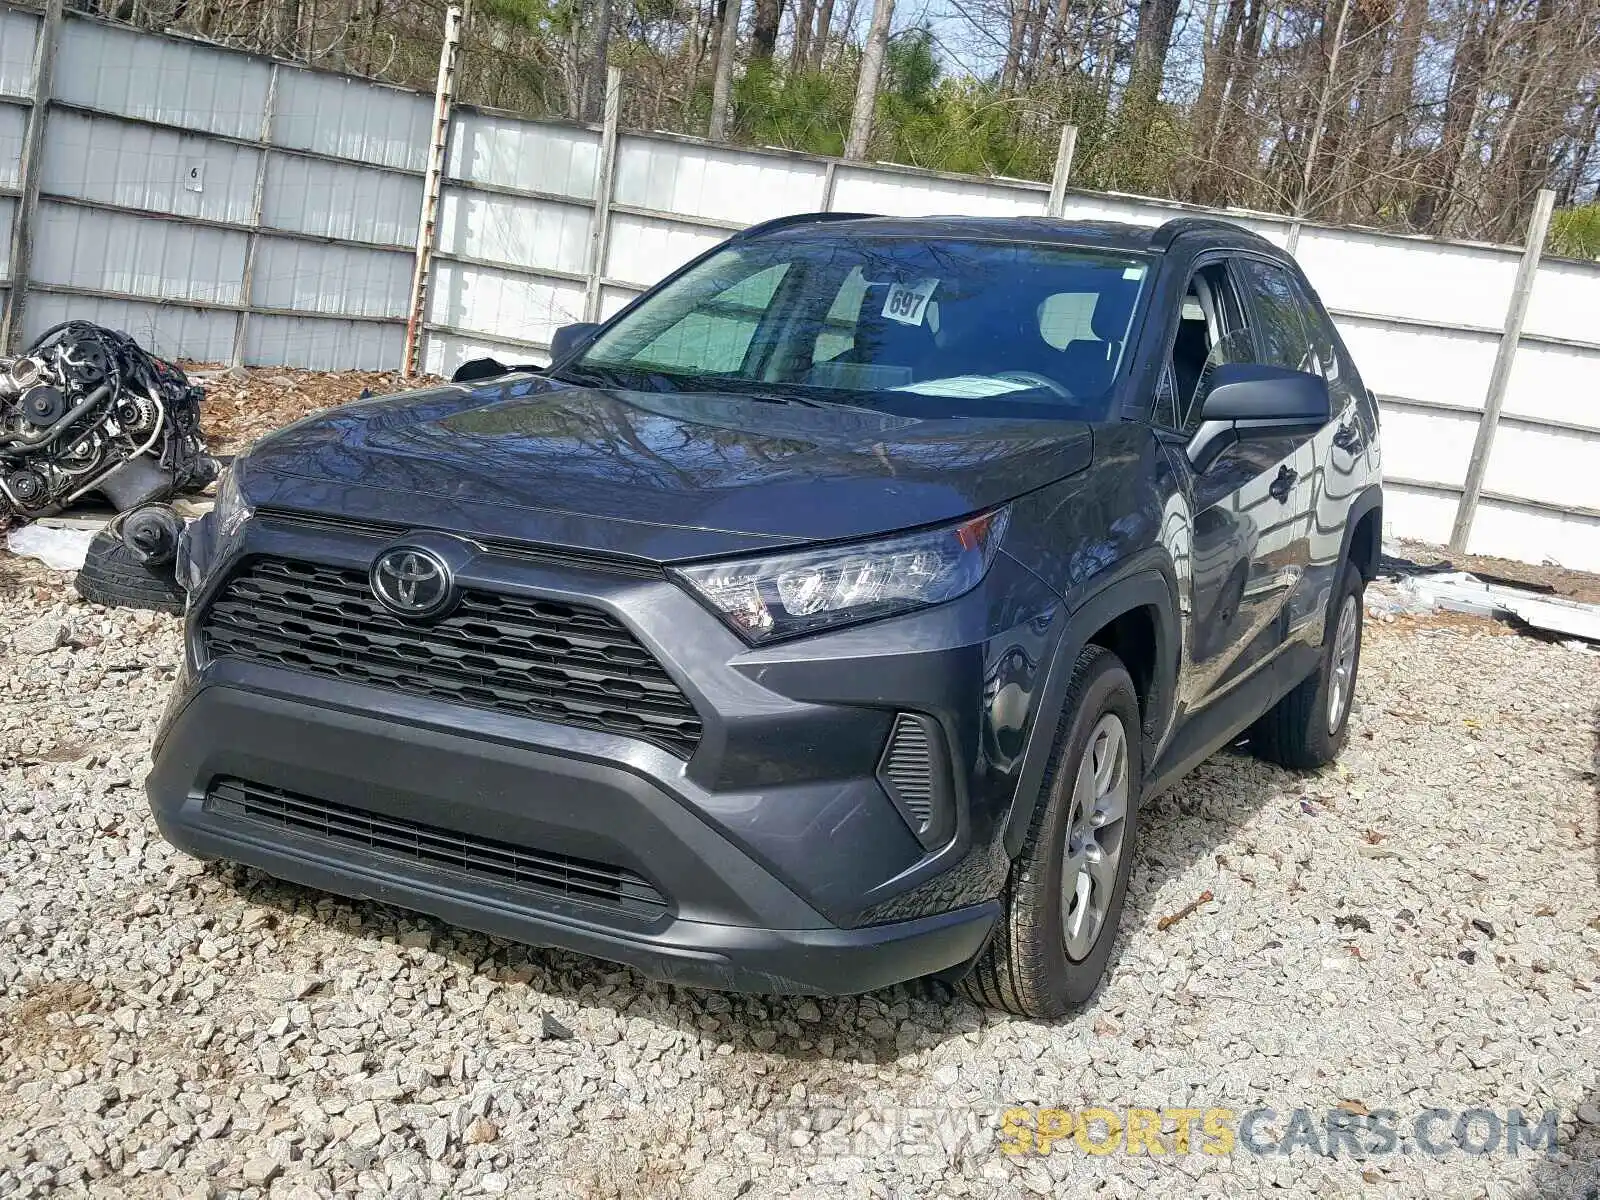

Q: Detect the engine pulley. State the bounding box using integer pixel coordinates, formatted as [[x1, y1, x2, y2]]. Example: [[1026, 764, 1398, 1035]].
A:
[[21, 385, 67, 427], [4, 468, 48, 507]]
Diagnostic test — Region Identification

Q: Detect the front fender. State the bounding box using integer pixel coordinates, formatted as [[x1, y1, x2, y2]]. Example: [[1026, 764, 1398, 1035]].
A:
[[1000, 555, 1180, 857]]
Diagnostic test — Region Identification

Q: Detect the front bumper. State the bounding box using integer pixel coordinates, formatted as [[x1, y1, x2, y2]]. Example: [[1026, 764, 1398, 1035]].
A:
[[148, 679, 998, 994], [147, 510, 1066, 994]]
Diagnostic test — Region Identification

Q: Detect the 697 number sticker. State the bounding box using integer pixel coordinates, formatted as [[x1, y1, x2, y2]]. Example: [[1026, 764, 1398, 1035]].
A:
[[881, 278, 940, 326]]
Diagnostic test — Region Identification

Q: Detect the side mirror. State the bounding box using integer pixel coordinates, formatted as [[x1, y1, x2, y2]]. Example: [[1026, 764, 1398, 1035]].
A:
[[549, 322, 601, 364], [1188, 363, 1330, 471]]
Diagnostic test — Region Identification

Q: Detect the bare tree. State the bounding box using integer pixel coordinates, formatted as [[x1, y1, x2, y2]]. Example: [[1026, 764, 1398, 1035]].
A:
[[846, 0, 895, 158], [709, 0, 743, 138]]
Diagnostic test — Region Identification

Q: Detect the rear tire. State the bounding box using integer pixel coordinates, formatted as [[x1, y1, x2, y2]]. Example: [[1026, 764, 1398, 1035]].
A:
[[1250, 561, 1364, 770], [74, 530, 186, 614], [962, 645, 1142, 1018]]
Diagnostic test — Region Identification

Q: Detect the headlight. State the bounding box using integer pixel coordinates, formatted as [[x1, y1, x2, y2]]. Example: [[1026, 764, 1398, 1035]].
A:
[[673, 508, 1010, 643], [211, 462, 253, 537]]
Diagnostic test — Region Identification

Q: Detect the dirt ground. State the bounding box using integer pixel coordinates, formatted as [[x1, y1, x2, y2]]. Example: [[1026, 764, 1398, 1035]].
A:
[[189, 367, 421, 457], [1390, 538, 1600, 606]]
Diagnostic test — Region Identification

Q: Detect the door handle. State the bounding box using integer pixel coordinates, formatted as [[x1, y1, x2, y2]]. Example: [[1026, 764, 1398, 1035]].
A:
[[1270, 465, 1297, 502]]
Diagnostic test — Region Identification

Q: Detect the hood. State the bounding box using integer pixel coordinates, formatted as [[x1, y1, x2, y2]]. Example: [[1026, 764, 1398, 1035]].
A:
[[240, 374, 1094, 562]]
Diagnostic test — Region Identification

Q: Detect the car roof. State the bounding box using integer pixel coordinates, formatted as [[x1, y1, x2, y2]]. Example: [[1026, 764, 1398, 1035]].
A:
[[740, 213, 1281, 257]]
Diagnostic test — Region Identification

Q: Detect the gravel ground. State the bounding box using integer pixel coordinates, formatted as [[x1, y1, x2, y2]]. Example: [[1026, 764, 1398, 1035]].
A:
[[0, 560, 1597, 1199]]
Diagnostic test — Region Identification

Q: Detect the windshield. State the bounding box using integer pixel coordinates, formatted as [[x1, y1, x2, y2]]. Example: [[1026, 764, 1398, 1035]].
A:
[[568, 234, 1150, 420]]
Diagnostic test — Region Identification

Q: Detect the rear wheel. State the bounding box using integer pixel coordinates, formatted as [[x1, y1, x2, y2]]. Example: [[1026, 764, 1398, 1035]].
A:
[[1250, 561, 1364, 769], [963, 645, 1142, 1018]]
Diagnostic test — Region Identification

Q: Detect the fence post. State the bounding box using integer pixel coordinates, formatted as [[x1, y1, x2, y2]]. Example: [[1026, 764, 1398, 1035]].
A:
[[1, 0, 64, 357], [583, 66, 622, 325], [1046, 125, 1077, 218], [232, 62, 278, 370], [402, 2, 463, 378], [1448, 187, 1556, 555], [820, 159, 837, 211]]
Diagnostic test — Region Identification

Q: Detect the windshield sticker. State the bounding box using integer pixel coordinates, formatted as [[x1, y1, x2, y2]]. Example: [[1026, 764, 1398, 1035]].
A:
[[1122, 265, 1147, 281], [893, 375, 1033, 398], [881, 278, 940, 327]]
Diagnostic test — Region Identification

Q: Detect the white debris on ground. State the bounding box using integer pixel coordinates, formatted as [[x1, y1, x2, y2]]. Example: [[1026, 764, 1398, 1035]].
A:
[[0, 555, 1597, 1199], [4, 526, 98, 573]]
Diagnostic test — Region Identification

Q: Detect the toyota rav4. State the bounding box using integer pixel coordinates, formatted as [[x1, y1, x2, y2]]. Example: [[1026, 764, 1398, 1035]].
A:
[[147, 214, 1382, 1017]]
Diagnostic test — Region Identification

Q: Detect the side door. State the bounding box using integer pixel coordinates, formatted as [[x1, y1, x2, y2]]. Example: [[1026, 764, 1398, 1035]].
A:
[[1288, 271, 1377, 638], [1152, 256, 1286, 713], [1228, 255, 1325, 647]]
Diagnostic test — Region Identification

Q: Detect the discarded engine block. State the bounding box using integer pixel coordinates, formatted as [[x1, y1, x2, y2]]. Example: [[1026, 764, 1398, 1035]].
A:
[[0, 322, 216, 520]]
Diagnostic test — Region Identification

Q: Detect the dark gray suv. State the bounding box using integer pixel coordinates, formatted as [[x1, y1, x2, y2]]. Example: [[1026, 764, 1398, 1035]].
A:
[[147, 214, 1382, 1017]]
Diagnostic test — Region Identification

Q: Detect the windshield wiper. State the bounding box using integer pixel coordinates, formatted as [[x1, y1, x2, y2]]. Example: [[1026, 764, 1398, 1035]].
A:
[[550, 364, 625, 389]]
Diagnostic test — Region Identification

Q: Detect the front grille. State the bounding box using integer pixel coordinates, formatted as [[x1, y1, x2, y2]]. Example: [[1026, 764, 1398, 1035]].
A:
[[206, 778, 670, 918], [199, 556, 702, 757]]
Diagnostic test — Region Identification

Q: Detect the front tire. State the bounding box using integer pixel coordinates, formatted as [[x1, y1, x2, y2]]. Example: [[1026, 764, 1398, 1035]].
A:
[[963, 646, 1143, 1018], [1250, 561, 1365, 769]]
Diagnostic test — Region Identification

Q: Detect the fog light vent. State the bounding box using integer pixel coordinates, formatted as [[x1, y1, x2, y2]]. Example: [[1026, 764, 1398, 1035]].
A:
[[877, 713, 953, 850]]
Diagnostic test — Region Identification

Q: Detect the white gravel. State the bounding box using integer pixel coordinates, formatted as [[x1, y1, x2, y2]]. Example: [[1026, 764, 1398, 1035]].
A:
[[1, 557, 1597, 1199]]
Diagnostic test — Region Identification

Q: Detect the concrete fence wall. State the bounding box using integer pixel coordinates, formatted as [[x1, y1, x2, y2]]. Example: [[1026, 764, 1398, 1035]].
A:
[[3, 3, 1599, 571]]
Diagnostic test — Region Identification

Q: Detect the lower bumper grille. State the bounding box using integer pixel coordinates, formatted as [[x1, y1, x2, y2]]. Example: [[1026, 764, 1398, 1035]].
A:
[[205, 778, 670, 919]]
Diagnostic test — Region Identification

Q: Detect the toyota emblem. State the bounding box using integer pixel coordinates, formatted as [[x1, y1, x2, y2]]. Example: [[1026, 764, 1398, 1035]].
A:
[[371, 546, 455, 618]]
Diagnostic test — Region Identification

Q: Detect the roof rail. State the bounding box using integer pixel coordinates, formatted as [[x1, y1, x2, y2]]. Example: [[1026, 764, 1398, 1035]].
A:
[[1149, 215, 1269, 252], [731, 211, 878, 241]]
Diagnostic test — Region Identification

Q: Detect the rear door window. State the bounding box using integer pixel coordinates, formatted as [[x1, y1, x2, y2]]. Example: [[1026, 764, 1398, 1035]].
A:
[[1234, 258, 1313, 372]]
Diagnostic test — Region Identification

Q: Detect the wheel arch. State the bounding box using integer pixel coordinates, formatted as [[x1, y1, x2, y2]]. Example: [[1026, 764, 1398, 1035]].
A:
[[1339, 484, 1384, 582], [1001, 560, 1180, 858]]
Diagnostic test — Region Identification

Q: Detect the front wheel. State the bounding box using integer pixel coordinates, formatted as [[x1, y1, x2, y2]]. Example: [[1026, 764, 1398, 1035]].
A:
[[1250, 561, 1365, 769], [962, 645, 1143, 1018]]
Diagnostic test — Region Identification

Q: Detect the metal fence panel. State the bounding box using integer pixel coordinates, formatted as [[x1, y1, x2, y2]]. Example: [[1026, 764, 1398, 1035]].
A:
[[0, 197, 13, 277], [251, 235, 411, 318], [32, 200, 246, 304], [1504, 341, 1600, 429], [436, 186, 589, 274], [0, 100, 24, 188], [1469, 501, 1600, 573], [274, 67, 429, 172], [1378, 404, 1479, 489], [1293, 226, 1518, 332], [246, 313, 402, 370], [1523, 258, 1600, 346], [614, 136, 828, 224], [423, 330, 546, 378], [1484, 421, 1600, 515], [428, 259, 585, 346], [1382, 485, 1459, 547], [55, 18, 270, 139], [598, 285, 637, 321], [603, 211, 722, 288], [1338, 320, 1498, 412], [831, 165, 1046, 218], [42, 108, 261, 225], [22, 289, 237, 360], [448, 111, 598, 199], [1058, 191, 1292, 246], [0, 8, 38, 97], [261, 152, 420, 247]]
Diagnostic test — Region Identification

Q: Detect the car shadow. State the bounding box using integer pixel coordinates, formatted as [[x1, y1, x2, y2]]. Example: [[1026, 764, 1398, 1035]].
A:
[[203, 739, 1296, 1070]]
